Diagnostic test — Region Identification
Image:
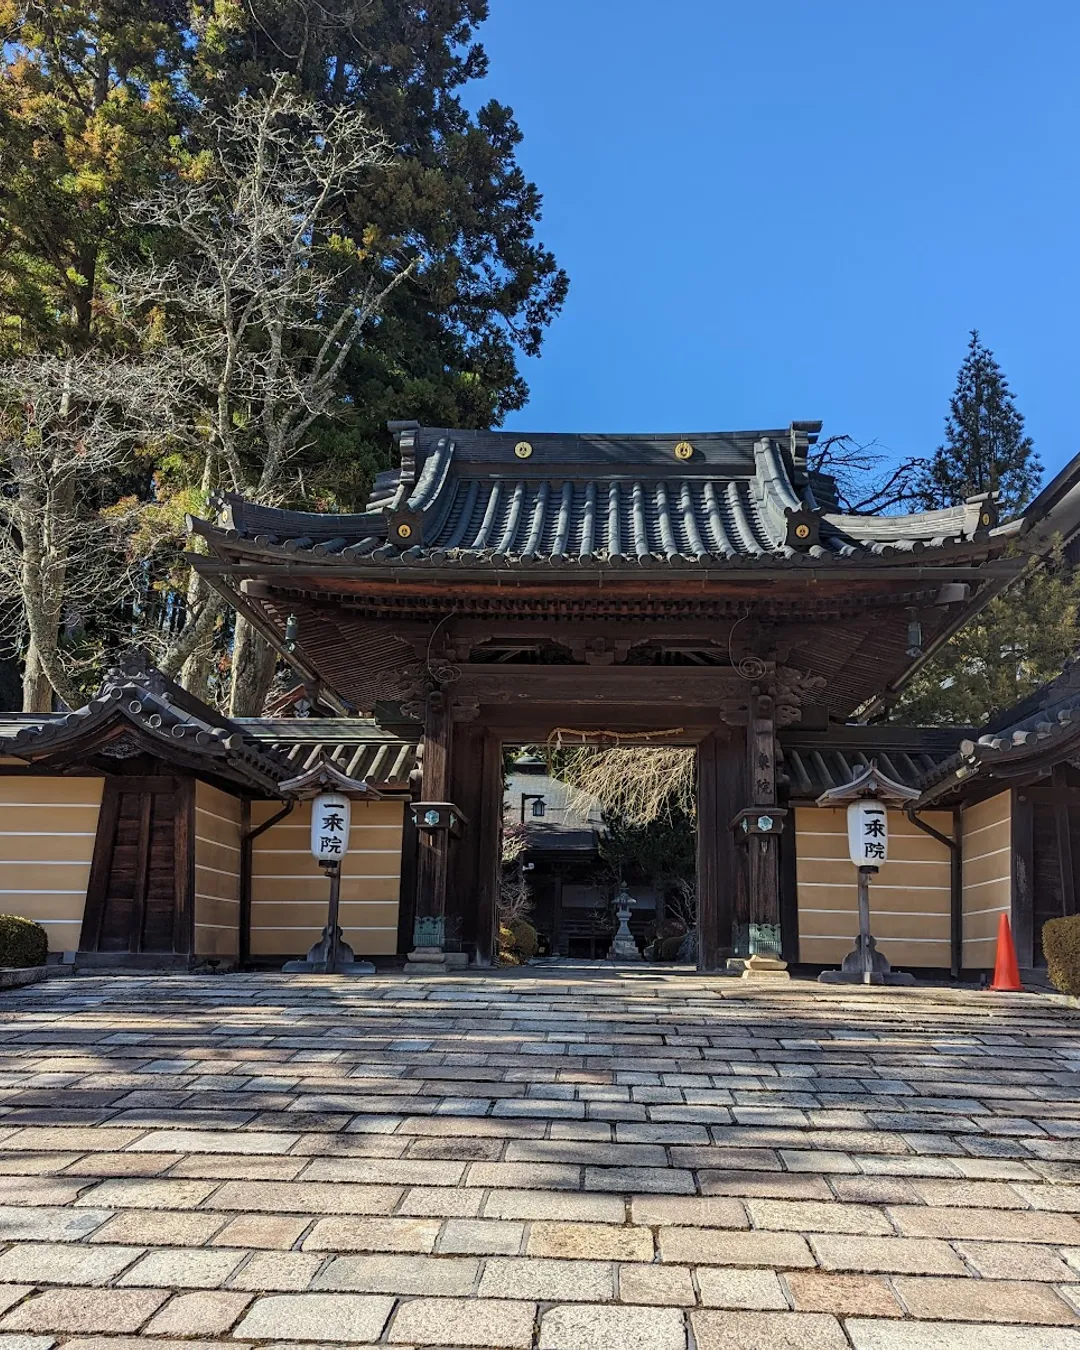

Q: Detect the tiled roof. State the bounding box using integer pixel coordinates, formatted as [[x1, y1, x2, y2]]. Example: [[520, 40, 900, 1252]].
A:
[[236, 718, 419, 788], [190, 422, 1009, 571], [779, 726, 965, 801], [1, 655, 291, 792], [916, 659, 1080, 804]]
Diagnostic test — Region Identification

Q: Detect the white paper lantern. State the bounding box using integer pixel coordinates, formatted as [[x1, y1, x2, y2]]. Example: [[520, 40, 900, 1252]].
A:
[[847, 800, 888, 867], [311, 792, 351, 863]]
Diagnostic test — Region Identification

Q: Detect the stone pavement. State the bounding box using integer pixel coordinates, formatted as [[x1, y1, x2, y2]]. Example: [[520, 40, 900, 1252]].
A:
[[0, 970, 1078, 1349]]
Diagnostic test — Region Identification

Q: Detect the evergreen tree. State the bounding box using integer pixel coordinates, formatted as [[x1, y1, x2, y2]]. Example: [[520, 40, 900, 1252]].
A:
[[893, 332, 1071, 727], [894, 544, 1080, 726], [919, 331, 1042, 515]]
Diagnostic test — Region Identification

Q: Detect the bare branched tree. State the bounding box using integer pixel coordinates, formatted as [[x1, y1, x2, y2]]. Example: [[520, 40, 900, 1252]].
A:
[[811, 434, 927, 515], [120, 74, 417, 712], [0, 355, 179, 710], [557, 747, 697, 824]]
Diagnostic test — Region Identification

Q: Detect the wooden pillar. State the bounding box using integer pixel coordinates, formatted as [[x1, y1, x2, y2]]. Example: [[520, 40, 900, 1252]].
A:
[[411, 690, 453, 953], [746, 692, 781, 946], [474, 730, 503, 966], [696, 730, 744, 971], [395, 770, 421, 956]]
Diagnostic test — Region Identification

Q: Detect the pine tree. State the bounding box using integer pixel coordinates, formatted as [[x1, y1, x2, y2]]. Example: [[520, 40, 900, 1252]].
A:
[[919, 331, 1042, 515]]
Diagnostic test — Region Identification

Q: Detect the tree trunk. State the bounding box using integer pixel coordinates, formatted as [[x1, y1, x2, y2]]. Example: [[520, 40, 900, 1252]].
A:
[[21, 640, 55, 713], [228, 615, 277, 716]]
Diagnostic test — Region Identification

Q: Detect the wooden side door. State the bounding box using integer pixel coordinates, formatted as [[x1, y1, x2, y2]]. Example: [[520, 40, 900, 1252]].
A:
[[81, 776, 193, 954]]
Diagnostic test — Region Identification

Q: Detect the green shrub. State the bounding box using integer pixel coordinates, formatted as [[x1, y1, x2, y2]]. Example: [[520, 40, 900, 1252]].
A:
[[508, 918, 538, 961], [0, 915, 48, 968], [1044, 916, 1080, 997]]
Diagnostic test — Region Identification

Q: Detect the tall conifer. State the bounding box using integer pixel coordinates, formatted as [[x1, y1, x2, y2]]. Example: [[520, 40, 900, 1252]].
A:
[[919, 331, 1042, 514]]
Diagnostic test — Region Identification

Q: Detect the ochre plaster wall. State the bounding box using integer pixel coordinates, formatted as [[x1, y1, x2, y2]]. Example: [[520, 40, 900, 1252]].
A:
[[250, 798, 403, 957], [194, 781, 242, 958], [0, 775, 103, 952], [795, 805, 953, 968], [961, 791, 1012, 970]]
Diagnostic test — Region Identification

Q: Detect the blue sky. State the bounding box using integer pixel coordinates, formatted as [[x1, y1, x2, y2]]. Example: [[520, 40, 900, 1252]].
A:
[[474, 0, 1080, 483]]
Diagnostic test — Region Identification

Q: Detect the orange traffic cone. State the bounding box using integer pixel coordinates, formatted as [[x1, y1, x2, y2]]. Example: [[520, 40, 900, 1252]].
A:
[[990, 913, 1023, 992]]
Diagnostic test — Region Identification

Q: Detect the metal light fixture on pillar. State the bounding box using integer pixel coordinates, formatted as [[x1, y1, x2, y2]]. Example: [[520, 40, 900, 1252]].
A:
[[278, 756, 383, 976], [816, 761, 920, 986]]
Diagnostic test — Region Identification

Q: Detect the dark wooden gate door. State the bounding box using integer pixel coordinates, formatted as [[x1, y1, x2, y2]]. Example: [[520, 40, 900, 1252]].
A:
[[1030, 782, 1080, 964], [81, 776, 192, 954]]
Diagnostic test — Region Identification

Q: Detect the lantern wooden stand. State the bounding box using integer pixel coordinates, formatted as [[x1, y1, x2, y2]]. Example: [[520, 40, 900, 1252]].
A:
[[278, 758, 384, 976], [815, 762, 919, 987]]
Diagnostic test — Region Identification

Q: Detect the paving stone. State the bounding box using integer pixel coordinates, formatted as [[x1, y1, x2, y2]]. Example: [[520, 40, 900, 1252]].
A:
[[303, 1217, 441, 1253], [889, 1205, 1080, 1243], [301, 1158, 466, 1186], [464, 1162, 579, 1190], [955, 1240, 1078, 1281], [0, 1289, 169, 1334], [436, 1219, 524, 1255], [912, 1180, 1028, 1208], [169, 1155, 306, 1181], [313, 1254, 477, 1296], [659, 1227, 815, 1268], [630, 1195, 747, 1228], [143, 1291, 253, 1335], [60, 1153, 182, 1179], [831, 1177, 921, 1206], [698, 1170, 832, 1200], [527, 1220, 653, 1261], [892, 1275, 1080, 1324], [117, 1247, 246, 1288], [746, 1198, 893, 1235], [695, 1266, 788, 1309], [0, 1208, 110, 1243], [810, 1235, 966, 1275], [227, 1251, 324, 1291], [538, 1302, 685, 1349], [388, 1296, 536, 1347], [617, 1262, 695, 1306], [127, 1129, 297, 1154], [211, 1214, 310, 1249], [0, 1180, 86, 1206], [205, 1180, 402, 1215], [0, 1337, 54, 1350], [481, 1189, 624, 1222], [0, 1295, 33, 1320], [234, 1293, 395, 1343], [74, 1179, 217, 1211], [0, 1243, 143, 1286], [397, 1187, 483, 1218], [585, 1166, 695, 1193], [478, 1254, 613, 1300], [691, 1308, 849, 1348], [784, 1271, 902, 1316], [87, 1211, 226, 1246], [845, 1320, 1080, 1348]]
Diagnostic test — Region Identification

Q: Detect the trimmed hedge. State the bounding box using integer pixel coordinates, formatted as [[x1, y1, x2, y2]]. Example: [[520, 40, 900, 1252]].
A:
[[0, 915, 48, 969], [1044, 915, 1080, 997]]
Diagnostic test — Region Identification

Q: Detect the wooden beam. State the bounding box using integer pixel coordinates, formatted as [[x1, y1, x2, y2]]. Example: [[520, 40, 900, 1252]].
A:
[[411, 691, 453, 953], [696, 731, 743, 970], [1011, 789, 1035, 970], [475, 731, 504, 966]]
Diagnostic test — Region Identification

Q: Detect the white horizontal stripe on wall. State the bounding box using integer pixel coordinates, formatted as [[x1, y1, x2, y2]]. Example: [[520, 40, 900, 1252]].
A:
[[0, 803, 98, 810], [251, 925, 398, 932], [801, 908, 951, 918], [0, 888, 87, 895], [0, 830, 96, 838], [195, 834, 241, 853], [963, 904, 1011, 917], [798, 883, 950, 894], [962, 874, 1012, 890], [798, 855, 948, 866], [803, 935, 947, 945], [195, 862, 243, 878], [255, 874, 398, 882]]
